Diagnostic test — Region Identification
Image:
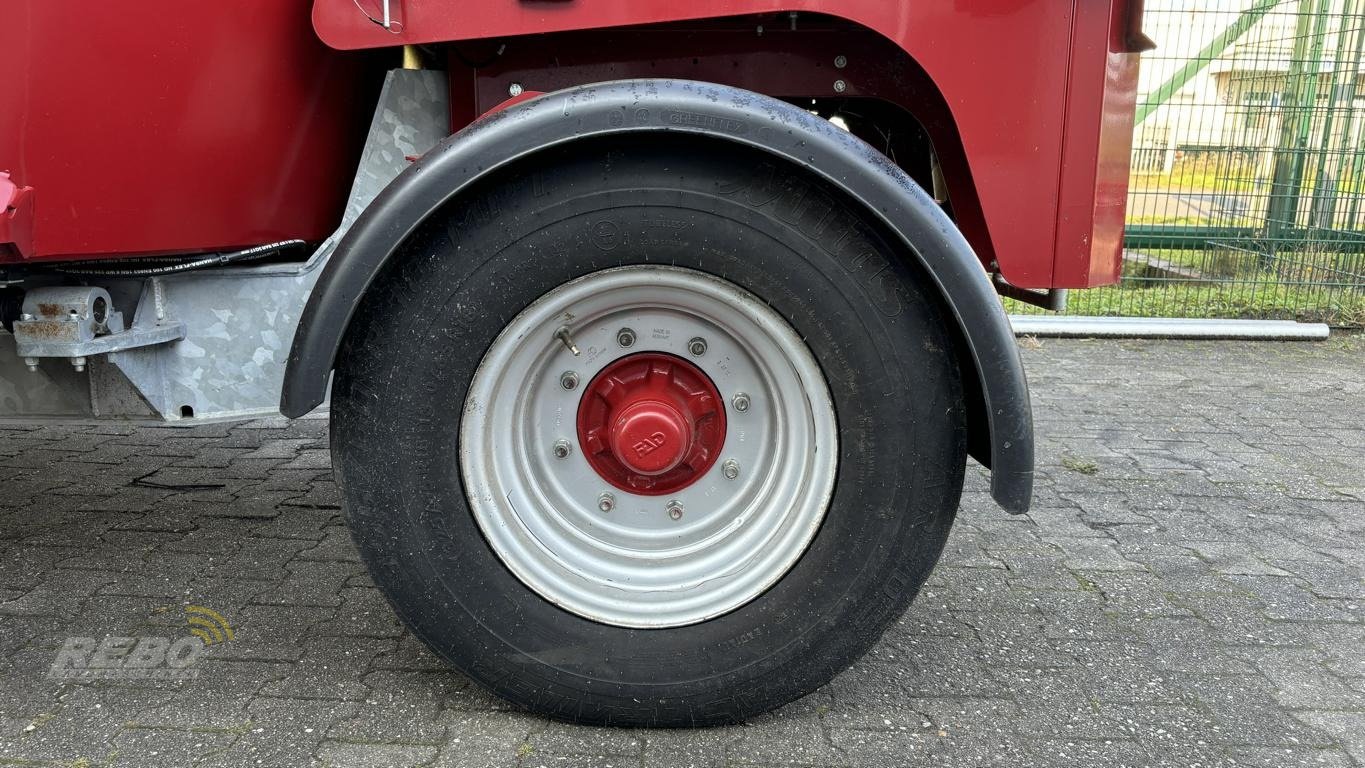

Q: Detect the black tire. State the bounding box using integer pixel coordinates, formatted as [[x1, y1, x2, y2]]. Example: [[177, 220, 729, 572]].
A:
[[332, 136, 967, 726]]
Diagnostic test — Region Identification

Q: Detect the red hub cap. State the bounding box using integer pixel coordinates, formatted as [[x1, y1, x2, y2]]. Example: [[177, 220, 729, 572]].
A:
[[577, 352, 726, 495]]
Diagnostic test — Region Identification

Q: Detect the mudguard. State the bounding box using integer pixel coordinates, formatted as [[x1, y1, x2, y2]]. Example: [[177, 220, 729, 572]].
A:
[[282, 80, 1033, 513]]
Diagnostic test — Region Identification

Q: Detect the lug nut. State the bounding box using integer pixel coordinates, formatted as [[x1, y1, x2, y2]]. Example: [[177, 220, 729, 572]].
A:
[[722, 459, 740, 480], [508, 82, 524, 97], [833, 79, 847, 93], [688, 337, 708, 357], [552, 440, 572, 459], [560, 371, 580, 390], [598, 493, 615, 513], [616, 327, 636, 347], [731, 392, 751, 412], [666, 500, 684, 520]]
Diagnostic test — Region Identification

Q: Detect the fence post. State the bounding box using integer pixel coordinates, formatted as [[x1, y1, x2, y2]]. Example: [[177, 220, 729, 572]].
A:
[[1306, 0, 1365, 232], [1265, 0, 1332, 255]]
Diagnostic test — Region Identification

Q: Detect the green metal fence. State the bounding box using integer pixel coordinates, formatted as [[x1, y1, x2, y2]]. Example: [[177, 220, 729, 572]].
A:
[[1020, 0, 1365, 326]]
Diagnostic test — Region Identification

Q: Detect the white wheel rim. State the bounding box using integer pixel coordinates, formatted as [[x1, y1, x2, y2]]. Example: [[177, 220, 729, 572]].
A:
[[460, 266, 837, 628]]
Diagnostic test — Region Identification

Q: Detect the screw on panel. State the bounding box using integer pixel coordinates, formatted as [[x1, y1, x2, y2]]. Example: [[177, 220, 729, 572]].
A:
[[598, 493, 616, 513], [688, 337, 707, 357], [552, 440, 572, 459], [560, 371, 580, 390], [833, 80, 847, 93], [23, 357, 38, 373], [616, 328, 636, 348], [71, 356, 87, 373], [666, 500, 684, 520], [722, 459, 740, 480], [834, 55, 848, 69], [509, 82, 524, 97], [731, 392, 751, 412]]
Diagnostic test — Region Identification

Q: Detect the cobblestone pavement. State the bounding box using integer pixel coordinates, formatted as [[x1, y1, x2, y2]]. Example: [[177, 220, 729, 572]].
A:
[[1, 338, 1362, 767]]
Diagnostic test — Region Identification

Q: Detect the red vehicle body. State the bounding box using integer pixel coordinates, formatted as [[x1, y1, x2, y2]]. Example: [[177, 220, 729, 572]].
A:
[[1, 0, 1144, 289], [0, 0, 1148, 726]]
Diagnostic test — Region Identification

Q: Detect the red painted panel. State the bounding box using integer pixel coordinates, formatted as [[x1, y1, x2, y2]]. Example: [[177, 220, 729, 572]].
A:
[[314, 0, 1082, 287], [1051, 0, 1142, 288], [0, 2, 373, 262]]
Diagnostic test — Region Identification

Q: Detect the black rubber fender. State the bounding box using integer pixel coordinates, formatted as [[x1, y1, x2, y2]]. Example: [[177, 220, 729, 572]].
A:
[[281, 79, 1034, 513]]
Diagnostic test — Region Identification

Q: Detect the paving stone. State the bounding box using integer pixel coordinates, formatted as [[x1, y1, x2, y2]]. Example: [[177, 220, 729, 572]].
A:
[[109, 727, 238, 767], [326, 671, 459, 745], [430, 711, 541, 768], [1291, 712, 1365, 766], [194, 696, 359, 768], [317, 741, 439, 768]]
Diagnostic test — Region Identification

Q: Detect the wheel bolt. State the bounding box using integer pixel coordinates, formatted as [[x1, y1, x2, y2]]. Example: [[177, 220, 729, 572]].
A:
[[722, 459, 740, 480], [598, 493, 615, 513], [616, 327, 636, 347], [732, 392, 751, 412], [666, 500, 684, 520], [560, 371, 579, 390], [552, 440, 572, 459], [688, 337, 708, 357]]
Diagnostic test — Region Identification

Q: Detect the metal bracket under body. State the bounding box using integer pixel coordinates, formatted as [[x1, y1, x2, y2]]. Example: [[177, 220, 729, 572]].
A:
[[994, 275, 1068, 312], [12, 284, 185, 368]]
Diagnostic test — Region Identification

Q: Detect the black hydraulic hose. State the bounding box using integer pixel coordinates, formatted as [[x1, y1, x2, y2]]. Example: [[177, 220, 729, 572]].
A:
[[55, 239, 308, 278]]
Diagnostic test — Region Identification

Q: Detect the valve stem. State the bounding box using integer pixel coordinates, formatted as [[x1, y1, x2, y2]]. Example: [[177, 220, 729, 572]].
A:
[[554, 325, 581, 356]]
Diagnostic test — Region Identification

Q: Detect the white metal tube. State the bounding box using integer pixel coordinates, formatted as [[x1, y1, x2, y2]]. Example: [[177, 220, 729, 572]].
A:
[[1009, 316, 1330, 340]]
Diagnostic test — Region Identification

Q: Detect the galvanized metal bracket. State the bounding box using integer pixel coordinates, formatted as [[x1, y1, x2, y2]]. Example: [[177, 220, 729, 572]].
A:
[[12, 285, 185, 367]]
